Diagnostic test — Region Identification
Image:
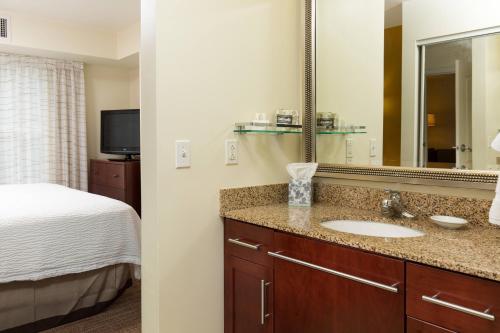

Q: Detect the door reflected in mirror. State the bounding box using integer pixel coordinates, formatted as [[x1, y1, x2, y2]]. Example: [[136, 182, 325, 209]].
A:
[[315, 0, 500, 172]]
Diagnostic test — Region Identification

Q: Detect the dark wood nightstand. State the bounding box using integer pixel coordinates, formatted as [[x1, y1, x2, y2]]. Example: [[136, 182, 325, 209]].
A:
[[89, 159, 141, 215]]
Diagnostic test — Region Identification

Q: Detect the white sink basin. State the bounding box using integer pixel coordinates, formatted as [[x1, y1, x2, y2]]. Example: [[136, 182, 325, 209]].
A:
[[321, 220, 425, 238]]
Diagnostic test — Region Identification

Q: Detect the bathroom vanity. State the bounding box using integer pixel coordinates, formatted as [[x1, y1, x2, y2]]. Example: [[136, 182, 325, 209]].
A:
[[224, 217, 499, 333], [222, 0, 500, 331], [221, 185, 499, 333]]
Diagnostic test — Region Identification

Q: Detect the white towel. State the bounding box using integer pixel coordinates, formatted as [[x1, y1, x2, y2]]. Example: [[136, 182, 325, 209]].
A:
[[490, 199, 500, 226], [490, 134, 500, 225], [492, 133, 500, 152], [490, 174, 500, 226]]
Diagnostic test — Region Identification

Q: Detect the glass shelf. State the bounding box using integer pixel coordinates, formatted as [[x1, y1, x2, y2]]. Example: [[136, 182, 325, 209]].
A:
[[317, 126, 367, 135], [317, 130, 367, 135], [234, 122, 302, 135], [234, 123, 367, 135]]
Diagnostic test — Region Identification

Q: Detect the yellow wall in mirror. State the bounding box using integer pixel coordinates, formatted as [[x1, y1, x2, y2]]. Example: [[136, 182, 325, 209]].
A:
[[383, 25, 402, 166]]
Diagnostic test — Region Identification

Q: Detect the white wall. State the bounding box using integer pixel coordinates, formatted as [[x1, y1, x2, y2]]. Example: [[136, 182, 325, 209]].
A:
[[316, 0, 384, 165], [117, 21, 141, 60], [401, 0, 500, 166], [139, 0, 159, 330], [0, 11, 139, 61], [85, 64, 140, 160], [472, 35, 500, 170], [128, 67, 140, 108], [140, 0, 302, 332]]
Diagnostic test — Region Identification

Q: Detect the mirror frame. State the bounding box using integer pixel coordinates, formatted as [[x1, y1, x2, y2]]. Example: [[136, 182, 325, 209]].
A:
[[303, 0, 499, 189]]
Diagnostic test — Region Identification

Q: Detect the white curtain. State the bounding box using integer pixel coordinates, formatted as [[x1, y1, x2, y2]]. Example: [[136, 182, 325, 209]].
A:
[[0, 53, 88, 190]]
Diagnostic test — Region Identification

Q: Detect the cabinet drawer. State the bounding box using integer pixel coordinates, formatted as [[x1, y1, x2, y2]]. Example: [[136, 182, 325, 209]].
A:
[[91, 162, 125, 189], [224, 219, 274, 267], [272, 232, 405, 333], [273, 231, 405, 291], [407, 263, 499, 332], [90, 184, 126, 202], [407, 317, 455, 333]]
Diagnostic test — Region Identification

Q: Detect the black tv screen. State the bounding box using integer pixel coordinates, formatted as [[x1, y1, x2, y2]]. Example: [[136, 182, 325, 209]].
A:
[[101, 109, 140, 156]]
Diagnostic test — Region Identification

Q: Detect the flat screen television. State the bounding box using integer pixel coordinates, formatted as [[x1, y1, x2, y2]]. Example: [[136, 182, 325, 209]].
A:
[[101, 109, 140, 159]]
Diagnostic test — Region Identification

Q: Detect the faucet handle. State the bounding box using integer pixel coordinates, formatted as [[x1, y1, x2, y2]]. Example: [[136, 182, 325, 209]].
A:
[[384, 189, 401, 201]]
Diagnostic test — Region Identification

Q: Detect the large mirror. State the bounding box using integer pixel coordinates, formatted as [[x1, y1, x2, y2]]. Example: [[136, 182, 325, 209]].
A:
[[313, 0, 500, 173]]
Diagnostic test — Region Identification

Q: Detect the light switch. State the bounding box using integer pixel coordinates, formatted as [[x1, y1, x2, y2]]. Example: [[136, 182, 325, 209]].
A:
[[175, 140, 191, 168], [225, 139, 238, 165]]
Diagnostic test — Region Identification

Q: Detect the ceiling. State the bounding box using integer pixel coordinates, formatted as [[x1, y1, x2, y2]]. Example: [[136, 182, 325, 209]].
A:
[[0, 0, 140, 31]]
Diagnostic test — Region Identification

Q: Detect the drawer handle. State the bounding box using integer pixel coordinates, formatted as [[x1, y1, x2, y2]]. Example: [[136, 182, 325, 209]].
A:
[[227, 238, 261, 250], [260, 280, 272, 325], [268, 251, 399, 293], [422, 294, 495, 321], [112, 174, 120, 178]]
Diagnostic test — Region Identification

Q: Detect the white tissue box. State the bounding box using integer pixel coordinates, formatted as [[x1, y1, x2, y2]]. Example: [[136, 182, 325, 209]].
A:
[[289, 179, 313, 207]]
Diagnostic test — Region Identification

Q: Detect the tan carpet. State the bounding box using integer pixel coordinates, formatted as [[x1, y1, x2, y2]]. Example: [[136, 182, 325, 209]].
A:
[[42, 283, 141, 333]]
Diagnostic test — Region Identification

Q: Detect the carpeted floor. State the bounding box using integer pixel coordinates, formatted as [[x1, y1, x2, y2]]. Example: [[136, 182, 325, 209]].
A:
[[42, 283, 141, 333]]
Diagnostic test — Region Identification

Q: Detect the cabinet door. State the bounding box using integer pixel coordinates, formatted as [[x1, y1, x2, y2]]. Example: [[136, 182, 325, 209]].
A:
[[225, 256, 273, 333], [272, 232, 404, 333], [407, 317, 456, 333]]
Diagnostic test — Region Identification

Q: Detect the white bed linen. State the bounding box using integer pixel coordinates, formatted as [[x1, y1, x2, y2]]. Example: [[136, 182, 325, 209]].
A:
[[0, 183, 141, 283]]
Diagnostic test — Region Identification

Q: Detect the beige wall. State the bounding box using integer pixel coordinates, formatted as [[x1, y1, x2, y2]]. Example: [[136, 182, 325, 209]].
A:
[[401, 0, 500, 166], [316, 0, 384, 165], [85, 64, 140, 160], [140, 0, 301, 332]]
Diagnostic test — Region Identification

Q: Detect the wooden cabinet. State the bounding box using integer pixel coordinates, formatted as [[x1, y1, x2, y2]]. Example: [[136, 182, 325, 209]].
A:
[[223, 219, 499, 333], [407, 263, 499, 333], [89, 159, 141, 214], [272, 232, 404, 333], [224, 220, 274, 333]]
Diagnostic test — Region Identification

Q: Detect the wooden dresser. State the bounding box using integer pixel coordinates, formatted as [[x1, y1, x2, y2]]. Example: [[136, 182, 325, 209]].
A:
[[89, 159, 141, 214]]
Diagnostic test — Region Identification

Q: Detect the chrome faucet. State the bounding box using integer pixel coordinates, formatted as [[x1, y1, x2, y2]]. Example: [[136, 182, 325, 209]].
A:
[[381, 189, 415, 219]]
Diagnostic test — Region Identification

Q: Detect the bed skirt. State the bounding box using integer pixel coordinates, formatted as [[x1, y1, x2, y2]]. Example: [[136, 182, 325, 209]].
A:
[[0, 264, 132, 333]]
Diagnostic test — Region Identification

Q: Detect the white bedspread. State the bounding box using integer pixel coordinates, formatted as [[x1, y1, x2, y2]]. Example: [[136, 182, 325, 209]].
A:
[[0, 183, 141, 283]]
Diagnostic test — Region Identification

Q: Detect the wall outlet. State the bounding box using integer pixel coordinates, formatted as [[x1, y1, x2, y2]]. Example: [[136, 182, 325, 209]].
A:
[[369, 138, 377, 158], [225, 139, 238, 165], [346, 137, 353, 158], [175, 140, 191, 168]]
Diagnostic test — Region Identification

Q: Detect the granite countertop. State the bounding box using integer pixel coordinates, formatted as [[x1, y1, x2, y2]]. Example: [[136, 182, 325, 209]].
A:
[[222, 203, 500, 282]]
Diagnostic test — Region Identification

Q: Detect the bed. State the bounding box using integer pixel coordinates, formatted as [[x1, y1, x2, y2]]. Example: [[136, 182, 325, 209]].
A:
[[0, 183, 141, 332]]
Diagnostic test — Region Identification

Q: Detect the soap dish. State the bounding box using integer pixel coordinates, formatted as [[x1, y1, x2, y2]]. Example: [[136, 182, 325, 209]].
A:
[[430, 215, 469, 229]]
